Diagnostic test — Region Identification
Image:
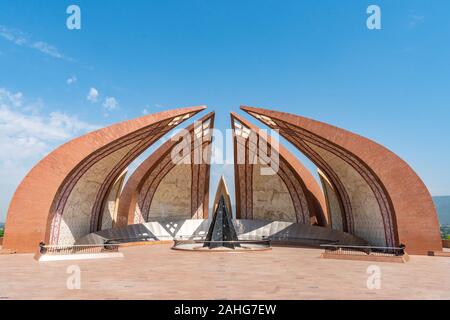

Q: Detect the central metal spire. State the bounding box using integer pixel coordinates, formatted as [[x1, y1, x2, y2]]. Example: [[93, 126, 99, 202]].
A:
[[203, 195, 240, 249]]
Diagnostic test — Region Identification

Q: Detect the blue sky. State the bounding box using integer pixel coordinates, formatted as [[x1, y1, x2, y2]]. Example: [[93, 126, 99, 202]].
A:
[[0, 0, 449, 222]]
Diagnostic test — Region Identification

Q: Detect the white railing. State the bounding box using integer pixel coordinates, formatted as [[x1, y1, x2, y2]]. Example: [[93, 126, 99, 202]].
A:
[[39, 243, 119, 255], [320, 244, 406, 256]]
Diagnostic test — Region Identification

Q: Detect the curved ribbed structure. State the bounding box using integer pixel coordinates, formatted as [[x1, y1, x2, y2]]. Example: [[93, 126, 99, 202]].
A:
[[116, 112, 214, 225], [231, 112, 327, 226], [241, 105, 441, 254], [3, 106, 206, 252]]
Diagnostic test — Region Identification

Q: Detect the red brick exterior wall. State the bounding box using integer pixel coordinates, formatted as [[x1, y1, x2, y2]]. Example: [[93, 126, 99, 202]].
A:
[[116, 112, 214, 225], [241, 105, 442, 255], [2, 106, 206, 253], [231, 112, 327, 226]]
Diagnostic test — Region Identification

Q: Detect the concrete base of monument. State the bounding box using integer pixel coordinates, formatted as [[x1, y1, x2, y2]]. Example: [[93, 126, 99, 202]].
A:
[[1, 244, 449, 299], [118, 240, 173, 247], [172, 240, 272, 252], [321, 251, 409, 263], [428, 250, 450, 257], [35, 252, 124, 262], [0, 248, 16, 255], [77, 219, 368, 247]]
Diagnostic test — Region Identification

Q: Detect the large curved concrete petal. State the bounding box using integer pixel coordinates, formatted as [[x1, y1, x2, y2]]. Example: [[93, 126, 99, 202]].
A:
[[3, 106, 206, 252], [231, 112, 327, 226], [241, 105, 442, 255], [116, 112, 215, 226]]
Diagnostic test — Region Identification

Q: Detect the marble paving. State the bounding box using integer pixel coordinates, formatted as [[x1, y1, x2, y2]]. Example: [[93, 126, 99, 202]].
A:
[[0, 244, 449, 300]]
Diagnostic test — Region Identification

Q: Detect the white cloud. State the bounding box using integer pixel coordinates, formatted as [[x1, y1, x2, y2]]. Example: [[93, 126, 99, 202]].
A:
[[103, 97, 119, 110], [0, 88, 99, 221], [0, 25, 70, 60], [0, 88, 23, 107], [87, 87, 99, 102], [141, 103, 164, 114], [0, 107, 71, 140], [31, 41, 63, 59], [86, 89, 120, 116], [67, 76, 77, 85], [48, 112, 99, 135], [0, 93, 98, 144]]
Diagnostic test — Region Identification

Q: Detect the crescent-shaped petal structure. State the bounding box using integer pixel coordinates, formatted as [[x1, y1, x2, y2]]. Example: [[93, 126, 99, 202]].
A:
[[116, 112, 214, 225], [3, 106, 206, 252], [241, 105, 442, 255], [231, 112, 328, 226]]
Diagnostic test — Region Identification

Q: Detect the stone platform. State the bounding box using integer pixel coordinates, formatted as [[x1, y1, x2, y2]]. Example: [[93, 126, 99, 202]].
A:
[[0, 244, 449, 299]]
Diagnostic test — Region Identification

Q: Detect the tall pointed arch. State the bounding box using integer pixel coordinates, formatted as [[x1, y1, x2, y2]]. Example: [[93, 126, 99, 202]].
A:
[[241, 105, 441, 254], [3, 106, 206, 252], [231, 112, 327, 226], [116, 112, 214, 225]]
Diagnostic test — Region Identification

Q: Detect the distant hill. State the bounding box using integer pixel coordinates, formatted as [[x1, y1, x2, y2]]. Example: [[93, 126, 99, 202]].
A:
[[433, 196, 450, 225], [0, 201, 448, 228]]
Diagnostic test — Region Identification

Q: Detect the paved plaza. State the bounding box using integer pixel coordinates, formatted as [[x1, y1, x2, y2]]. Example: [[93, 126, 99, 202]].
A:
[[1, 244, 449, 300]]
